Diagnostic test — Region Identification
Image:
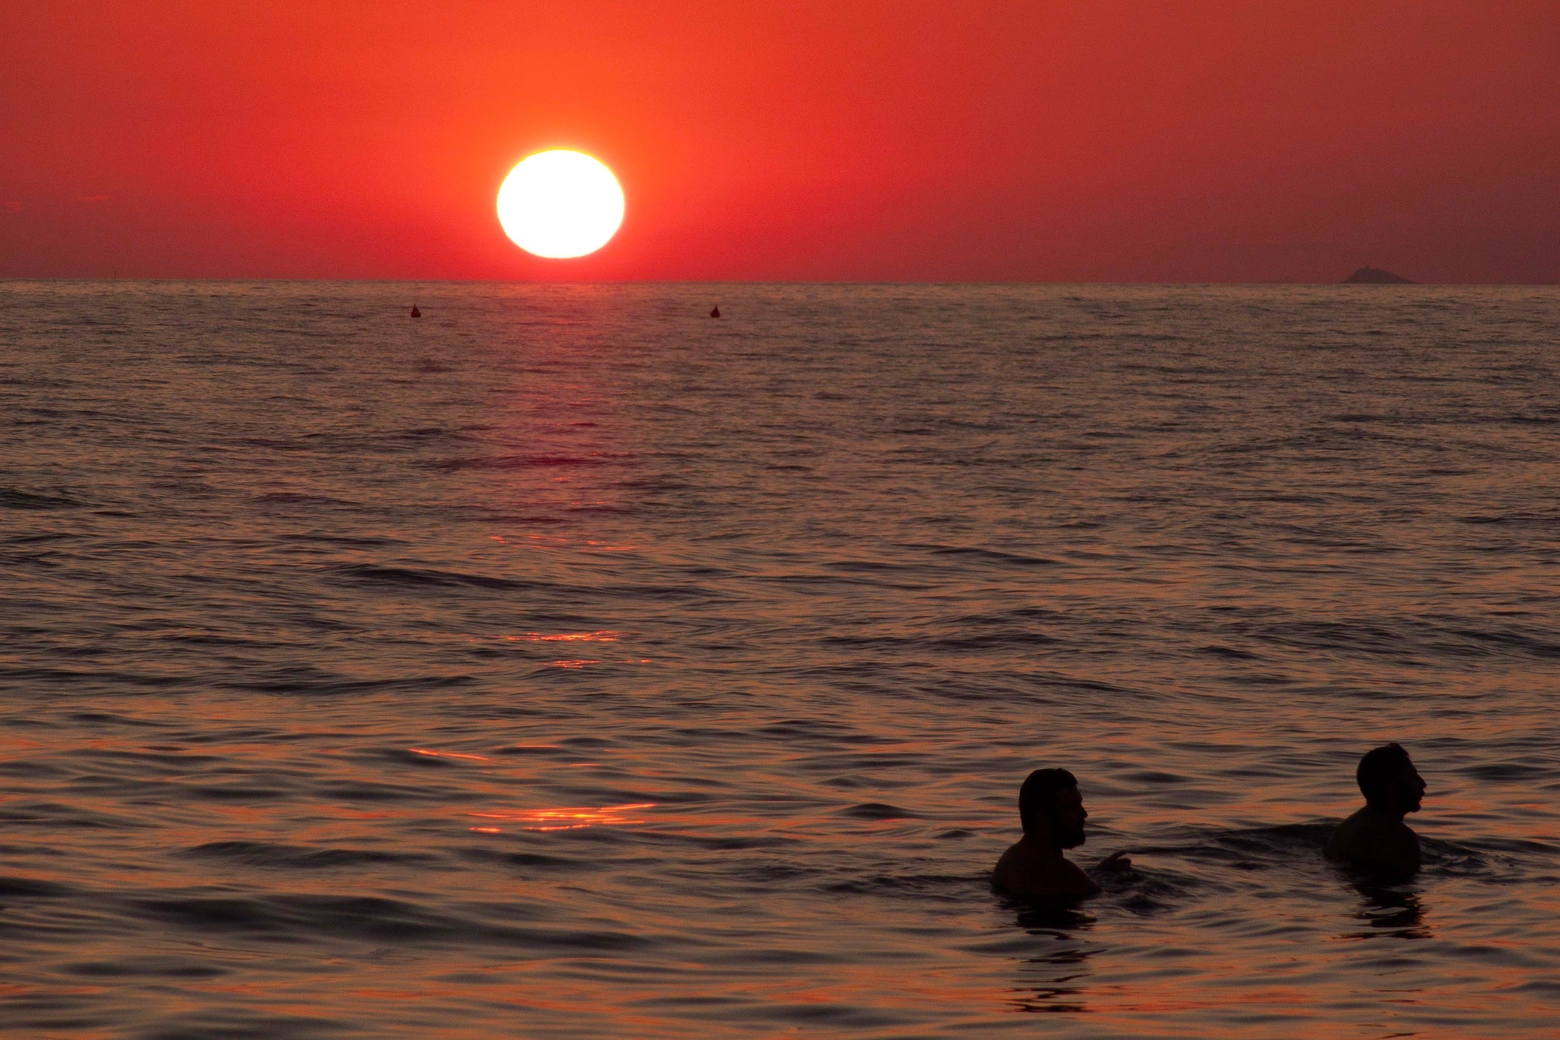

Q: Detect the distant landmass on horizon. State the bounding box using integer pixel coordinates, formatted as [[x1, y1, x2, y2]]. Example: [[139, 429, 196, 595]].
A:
[[1343, 266, 1415, 284]]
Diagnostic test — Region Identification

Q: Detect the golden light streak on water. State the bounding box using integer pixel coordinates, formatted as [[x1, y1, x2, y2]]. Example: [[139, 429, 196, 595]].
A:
[[470, 803, 657, 832]]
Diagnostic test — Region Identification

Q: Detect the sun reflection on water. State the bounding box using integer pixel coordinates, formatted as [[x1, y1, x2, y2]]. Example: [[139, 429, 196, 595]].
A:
[[407, 748, 489, 761], [470, 803, 656, 832]]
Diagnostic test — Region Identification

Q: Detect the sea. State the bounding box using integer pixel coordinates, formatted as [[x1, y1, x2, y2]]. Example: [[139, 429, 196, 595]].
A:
[[2, 281, 1558, 1039]]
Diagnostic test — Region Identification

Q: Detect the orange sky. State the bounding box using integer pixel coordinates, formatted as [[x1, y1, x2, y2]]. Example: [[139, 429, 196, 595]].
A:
[[4, 1, 1557, 282]]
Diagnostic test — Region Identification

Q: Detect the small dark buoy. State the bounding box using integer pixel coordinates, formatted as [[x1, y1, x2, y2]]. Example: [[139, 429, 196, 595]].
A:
[[709, 306, 720, 318], [410, 305, 421, 318]]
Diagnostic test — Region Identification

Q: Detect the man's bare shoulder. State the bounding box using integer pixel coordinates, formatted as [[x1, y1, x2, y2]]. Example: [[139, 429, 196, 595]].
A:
[[1323, 806, 1372, 860], [1324, 807, 1419, 877], [993, 840, 1099, 899]]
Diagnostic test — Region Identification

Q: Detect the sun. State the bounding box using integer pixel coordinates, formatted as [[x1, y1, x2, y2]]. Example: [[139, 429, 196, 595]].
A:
[[496, 150, 624, 259]]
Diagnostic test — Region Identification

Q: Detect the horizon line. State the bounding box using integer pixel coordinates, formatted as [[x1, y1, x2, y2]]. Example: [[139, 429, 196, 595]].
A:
[[4, 277, 1558, 287]]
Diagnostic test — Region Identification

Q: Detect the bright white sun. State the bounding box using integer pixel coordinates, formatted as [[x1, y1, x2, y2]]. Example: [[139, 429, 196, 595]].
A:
[[496, 150, 624, 259]]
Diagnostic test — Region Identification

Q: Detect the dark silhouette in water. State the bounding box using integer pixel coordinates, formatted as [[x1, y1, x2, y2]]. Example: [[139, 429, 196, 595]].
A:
[[709, 306, 720, 318], [1009, 937, 1096, 1014], [993, 768, 1131, 899], [1325, 743, 1426, 880], [1343, 266, 1414, 284], [410, 305, 421, 318], [1350, 881, 1429, 940]]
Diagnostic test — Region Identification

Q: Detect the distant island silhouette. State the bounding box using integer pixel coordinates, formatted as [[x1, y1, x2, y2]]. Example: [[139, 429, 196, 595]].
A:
[[1343, 266, 1415, 284]]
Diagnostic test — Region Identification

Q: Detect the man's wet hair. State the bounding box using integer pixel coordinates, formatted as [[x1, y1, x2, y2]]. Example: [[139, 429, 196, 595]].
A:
[[1357, 743, 1412, 803], [1019, 767, 1078, 836]]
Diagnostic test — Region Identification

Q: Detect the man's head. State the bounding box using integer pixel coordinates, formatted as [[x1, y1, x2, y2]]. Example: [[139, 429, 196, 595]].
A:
[[1019, 767, 1087, 849], [1357, 743, 1426, 815]]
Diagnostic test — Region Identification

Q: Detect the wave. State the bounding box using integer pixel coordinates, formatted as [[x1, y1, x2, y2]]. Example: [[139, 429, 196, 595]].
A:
[[0, 486, 83, 510], [332, 562, 538, 591]]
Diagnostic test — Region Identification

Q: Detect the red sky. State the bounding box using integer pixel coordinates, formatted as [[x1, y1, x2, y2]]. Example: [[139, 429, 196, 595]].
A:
[[4, 1, 1557, 282]]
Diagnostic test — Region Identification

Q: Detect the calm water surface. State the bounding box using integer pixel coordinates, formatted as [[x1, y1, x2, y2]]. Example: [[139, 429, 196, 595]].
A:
[[2, 282, 1558, 1038]]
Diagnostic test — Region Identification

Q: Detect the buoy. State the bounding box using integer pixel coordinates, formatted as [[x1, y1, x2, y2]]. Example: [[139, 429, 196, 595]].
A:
[[410, 305, 421, 318], [709, 306, 720, 318]]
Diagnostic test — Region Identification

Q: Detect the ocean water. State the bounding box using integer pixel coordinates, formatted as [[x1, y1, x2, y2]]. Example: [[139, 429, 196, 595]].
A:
[[2, 281, 1558, 1039]]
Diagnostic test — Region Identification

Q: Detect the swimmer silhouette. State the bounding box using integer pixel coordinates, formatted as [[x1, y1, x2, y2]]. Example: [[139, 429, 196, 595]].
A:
[[1324, 743, 1426, 880], [993, 768, 1131, 899]]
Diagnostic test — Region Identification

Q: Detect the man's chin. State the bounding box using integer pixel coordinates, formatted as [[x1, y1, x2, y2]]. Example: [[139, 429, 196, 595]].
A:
[[1060, 831, 1086, 849]]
